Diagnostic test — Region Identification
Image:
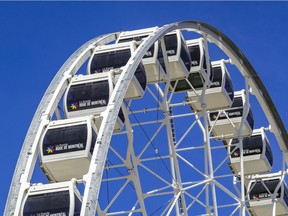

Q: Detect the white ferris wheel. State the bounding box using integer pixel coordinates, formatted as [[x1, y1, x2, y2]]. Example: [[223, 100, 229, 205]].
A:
[[5, 21, 288, 216]]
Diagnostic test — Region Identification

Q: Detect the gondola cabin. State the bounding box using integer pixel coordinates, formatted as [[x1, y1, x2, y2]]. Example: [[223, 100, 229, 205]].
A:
[[170, 38, 212, 92], [186, 60, 234, 111], [162, 30, 191, 81], [228, 128, 273, 175], [187, 38, 211, 78], [39, 116, 97, 182], [87, 41, 147, 99], [116, 27, 167, 83], [64, 73, 124, 131], [209, 90, 254, 139], [21, 181, 82, 216], [247, 173, 288, 216]]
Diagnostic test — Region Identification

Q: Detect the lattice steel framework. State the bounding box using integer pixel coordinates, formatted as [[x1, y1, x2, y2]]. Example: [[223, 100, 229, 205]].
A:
[[5, 21, 288, 216]]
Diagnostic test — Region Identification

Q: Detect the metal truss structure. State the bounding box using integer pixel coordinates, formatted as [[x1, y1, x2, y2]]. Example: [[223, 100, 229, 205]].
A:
[[5, 21, 288, 216]]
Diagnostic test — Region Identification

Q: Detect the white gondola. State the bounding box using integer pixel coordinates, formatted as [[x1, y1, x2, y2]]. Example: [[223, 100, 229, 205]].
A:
[[187, 38, 210, 77], [39, 116, 97, 182], [209, 90, 254, 139], [186, 59, 234, 111], [87, 41, 147, 99], [170, 38, 212, 93], [21, 181, 82, 216], [228, 128, 273, 175], [162, 30, 191, 81], [116, 27, 167, 83], [64, 73, 124, 131], [247, 173, 288, 216]]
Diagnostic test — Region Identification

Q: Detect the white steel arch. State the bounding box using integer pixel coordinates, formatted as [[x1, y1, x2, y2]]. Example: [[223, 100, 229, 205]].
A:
[[4, 32, 120, 216], [5, 20, 288, 216]]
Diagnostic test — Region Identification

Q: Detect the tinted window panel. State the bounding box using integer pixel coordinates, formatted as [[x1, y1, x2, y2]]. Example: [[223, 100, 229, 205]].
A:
[[265, 139, 273, 166], [118, 108, 125, 123], [171, 72, 204, 92], [225, 76, 234, 101], [145, 43, 155, 58], [230, 135, 263, 158], [164, 34, 178, 57], [180, 37, 191, 71], [90, 49, 131, 73], [74, 195, 82, 216], [246, 135, 263, 148], [23, 191, 70, 216], [119, 36, 145, 43], [249, 179, 281, 200], [157, 47, 167, 73], [247, 110, 254, 130], [171, 79, 190, 92], [202, 50, 213, 81], [135, 65, 147, 90], [210, 108, 243, 121], [203, 50, 208, 71], [189, 72, 204, 89], [210, 96, 244, 120], [90, 127, 97, 154], [208, 61, 213, 82], [232, 97, 243, 108], [43, 124, 87, 156], [118, 35, 155, 58], [157, 56, 166, 72], [265, 146, 273, 166], [67, 80, 109, 112], [118, 36, 155, 58], [210, 66, 222, 88], [284, 186, 288, 206], [189, 45, 200, 67]]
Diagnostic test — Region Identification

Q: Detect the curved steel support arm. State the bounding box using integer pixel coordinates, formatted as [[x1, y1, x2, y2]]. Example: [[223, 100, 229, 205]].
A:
[[6, 20, 287, 216], [4, 33, 119, 216]]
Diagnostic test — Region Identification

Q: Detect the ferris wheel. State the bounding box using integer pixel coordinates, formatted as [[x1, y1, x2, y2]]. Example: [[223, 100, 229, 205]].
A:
[[5, 21, 288, 216]]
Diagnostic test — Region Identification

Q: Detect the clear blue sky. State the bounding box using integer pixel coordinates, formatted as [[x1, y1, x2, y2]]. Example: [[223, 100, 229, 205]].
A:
[[1, 1, 288, 214]]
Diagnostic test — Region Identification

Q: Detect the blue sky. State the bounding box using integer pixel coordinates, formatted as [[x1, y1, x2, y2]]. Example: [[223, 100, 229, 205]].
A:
[[1, 1, 288, 215]]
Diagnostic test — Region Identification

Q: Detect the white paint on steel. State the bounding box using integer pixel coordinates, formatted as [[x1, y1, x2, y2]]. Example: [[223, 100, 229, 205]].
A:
[[5, 20, 288, 216], [4, 33, 119, 216]]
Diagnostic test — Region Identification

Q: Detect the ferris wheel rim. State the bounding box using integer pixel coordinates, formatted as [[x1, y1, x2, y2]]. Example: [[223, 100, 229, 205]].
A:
[[4, 32, 120, 216], [78, 20, 288, 215], [5, 20, 288, 216]]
